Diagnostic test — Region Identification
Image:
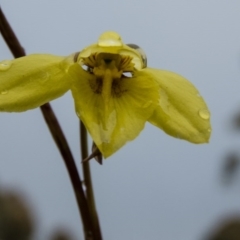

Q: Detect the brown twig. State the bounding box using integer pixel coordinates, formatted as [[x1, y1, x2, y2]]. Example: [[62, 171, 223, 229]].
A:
[[0, 7, 25, 58], [40, 105, 94, 240], [80, 121, 102, 240]]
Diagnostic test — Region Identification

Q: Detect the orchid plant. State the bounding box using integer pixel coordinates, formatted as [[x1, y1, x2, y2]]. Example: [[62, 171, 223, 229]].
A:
[[0, 7, 211, 239], [0, 31, 211, 160]]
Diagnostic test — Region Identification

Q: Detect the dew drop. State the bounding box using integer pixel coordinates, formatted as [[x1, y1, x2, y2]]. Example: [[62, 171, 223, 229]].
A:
[[0, 60, 12, 71], [76, 111, 81, 118], [198, 109, 210, 120], [98, 31, 123, 47], [38, 71, 50, 83], [1, 90, 8, 95]]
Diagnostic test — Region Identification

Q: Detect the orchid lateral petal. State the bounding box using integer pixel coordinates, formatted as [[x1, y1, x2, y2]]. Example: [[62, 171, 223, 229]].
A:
[[0, 54, 72, 112], [145, 68, 211, 143], [69, 64, 159, 158]]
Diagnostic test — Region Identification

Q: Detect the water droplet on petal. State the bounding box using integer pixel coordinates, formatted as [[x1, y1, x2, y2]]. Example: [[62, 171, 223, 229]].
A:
[[0, 60, 12, 71], [41, 72, 50, 81], [207, 128, 211, 133], [198, 109, 210, 120], [1, 90, 8, 95], [76, 111, 81, 118], [98, 31, 123, 47]]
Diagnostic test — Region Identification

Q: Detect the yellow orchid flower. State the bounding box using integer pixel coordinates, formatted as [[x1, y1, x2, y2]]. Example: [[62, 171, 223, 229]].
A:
[[0, 31, 211, 158]]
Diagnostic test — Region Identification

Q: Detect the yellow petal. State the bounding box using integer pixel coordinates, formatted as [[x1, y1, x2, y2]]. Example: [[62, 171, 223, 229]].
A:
[[0, 54, 72, 112], [145, 68, 211, 143], [69, 64, 159, 158]]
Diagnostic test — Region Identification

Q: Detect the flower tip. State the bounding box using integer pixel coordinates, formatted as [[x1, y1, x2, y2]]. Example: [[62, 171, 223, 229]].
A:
[[192, 128, 212, 144], [98, 31, 123, 47]]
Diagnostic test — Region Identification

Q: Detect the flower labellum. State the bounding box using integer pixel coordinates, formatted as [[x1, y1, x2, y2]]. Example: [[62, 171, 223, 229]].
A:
[[0, 31, 211, 158]]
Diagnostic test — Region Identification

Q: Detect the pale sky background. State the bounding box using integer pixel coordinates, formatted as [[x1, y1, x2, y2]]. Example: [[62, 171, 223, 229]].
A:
[[1, 1, 240, 239]]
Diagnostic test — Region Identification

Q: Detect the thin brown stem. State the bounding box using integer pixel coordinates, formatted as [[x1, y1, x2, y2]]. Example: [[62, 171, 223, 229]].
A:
[[0, 7, 25, 58], [80, 121, 102, 240], [0, 7, 96, 240], [40, 105, 94, 240]]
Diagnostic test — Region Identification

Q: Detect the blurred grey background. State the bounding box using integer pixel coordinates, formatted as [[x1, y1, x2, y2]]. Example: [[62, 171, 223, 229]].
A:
[[1, 0, 240, 239]]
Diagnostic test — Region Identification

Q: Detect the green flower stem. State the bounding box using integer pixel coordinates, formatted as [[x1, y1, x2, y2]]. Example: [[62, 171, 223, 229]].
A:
[[80, 121, 102, 240], [0, 7, 96, 240]]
